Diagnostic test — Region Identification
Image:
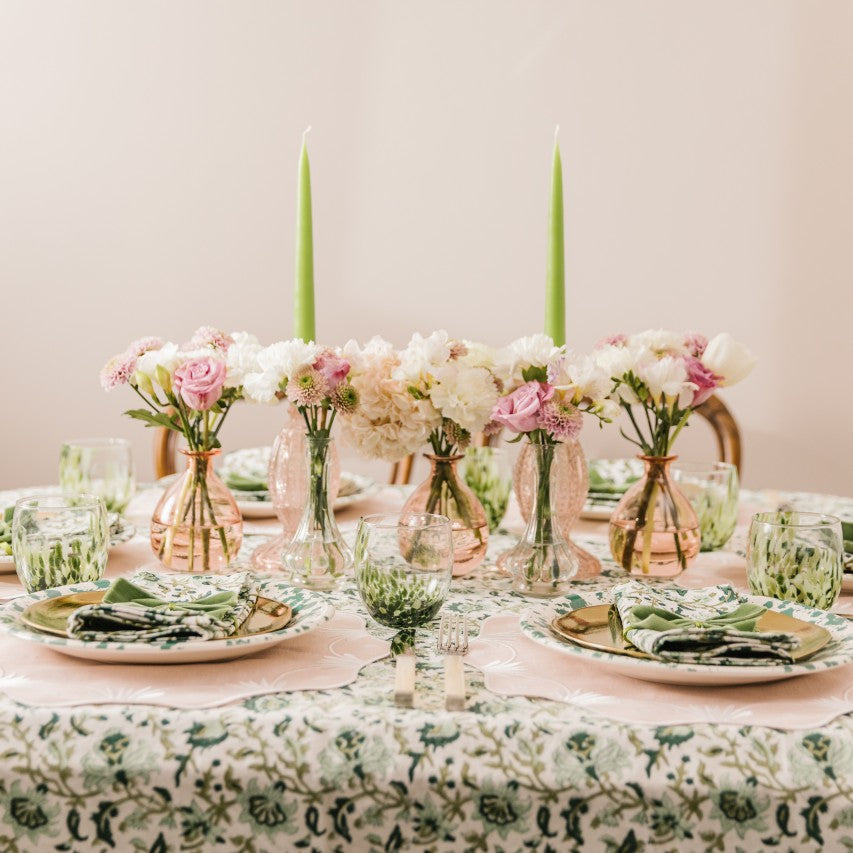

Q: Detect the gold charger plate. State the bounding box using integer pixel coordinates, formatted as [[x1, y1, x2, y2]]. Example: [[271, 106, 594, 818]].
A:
[[551, 604, 831, 663], [21, 591, 292, 640]]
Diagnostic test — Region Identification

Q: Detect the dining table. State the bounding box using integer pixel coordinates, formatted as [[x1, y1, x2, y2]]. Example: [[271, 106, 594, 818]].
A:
[[0, 477, 851, 852]]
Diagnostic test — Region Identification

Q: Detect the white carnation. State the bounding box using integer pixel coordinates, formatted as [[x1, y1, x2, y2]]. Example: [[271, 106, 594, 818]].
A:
[[429, 363, 500, 434], [224, 332, 262, 388], [500, 334, 561, 388]]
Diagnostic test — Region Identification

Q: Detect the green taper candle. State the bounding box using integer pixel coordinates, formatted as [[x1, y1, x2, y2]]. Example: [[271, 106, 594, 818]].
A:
[[544, 131, 565, 347], [294, 128, 316, 342]]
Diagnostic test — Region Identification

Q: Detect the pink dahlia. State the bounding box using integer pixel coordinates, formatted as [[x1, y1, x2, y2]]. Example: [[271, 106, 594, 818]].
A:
[[100, 352, 138, 391], [540, 400, 584, 440], [189, 326, 234, 352], [286, 368, 329, 407]]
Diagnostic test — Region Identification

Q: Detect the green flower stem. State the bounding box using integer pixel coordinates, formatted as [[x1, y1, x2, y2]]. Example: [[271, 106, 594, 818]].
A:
[[525, 436, 556, 583]]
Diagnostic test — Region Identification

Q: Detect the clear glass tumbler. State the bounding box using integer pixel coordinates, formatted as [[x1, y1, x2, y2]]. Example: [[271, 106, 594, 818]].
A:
[[672, 460, 739, 551], [59, 437, 136, 514], [747, 511, 843, 610], [12, 495, 109, 592]]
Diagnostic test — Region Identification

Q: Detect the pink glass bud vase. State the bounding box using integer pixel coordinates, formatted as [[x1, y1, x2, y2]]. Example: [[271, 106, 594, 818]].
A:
[[150, 449, 243, 573], [514, 438, 601, 578], [608, 455, 700, 578], [401, 454, 488, 576]]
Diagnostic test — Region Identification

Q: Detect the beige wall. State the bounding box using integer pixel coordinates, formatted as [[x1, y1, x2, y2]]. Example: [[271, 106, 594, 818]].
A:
[[1, 1, 852, 495]]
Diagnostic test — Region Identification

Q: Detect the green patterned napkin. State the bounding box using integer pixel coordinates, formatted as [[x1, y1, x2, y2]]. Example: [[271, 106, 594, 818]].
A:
[[67, 571, 258, 643], [611, 581, 800, 666]]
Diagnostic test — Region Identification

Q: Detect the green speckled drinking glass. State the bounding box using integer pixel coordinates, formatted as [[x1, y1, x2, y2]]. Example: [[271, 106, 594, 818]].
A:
[[747, 511, 843, 610], [12, 495, 109, 593], [354, 513, 452, 631]]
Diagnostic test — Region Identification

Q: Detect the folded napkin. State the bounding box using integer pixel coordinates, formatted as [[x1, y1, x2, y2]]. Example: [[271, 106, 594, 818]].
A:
[[610, 581, 800, 666], [67, 571, 259, 643]]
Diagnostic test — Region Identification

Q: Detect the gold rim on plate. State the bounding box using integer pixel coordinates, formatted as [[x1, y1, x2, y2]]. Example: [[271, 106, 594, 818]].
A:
[[550, 605, 831, 663], [20, 591, 292, 641]]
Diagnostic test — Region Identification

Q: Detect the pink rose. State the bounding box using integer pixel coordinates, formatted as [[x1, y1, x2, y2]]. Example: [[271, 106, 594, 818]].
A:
[[314, 350, 350, 389], [490, 381, 555, 434], [684, 356, 719, 407], [173, 356, 227, 411]]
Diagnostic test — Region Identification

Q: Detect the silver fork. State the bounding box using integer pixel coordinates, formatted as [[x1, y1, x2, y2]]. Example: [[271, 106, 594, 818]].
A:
[[437, 613, 469, 711]]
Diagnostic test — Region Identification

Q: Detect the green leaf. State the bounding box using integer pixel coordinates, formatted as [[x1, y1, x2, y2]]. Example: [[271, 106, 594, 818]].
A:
[[123, 409, 182, 432], [521, 366, 548, 383]]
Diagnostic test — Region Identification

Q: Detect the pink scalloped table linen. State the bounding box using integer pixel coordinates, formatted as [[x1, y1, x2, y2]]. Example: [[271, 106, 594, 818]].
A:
[[466, 613, 853, 729], [0, 610, 389, 708]]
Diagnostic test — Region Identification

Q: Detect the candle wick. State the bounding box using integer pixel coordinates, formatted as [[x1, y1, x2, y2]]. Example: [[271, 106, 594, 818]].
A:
[[302, 125, 312, 144], [554, 124, 560, 142]]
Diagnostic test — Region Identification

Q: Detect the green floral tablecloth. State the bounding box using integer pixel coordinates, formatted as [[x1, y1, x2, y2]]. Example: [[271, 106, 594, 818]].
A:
[[1, 496, 853, 852]]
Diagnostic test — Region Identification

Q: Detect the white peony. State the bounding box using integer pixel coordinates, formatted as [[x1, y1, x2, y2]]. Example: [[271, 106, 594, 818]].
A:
[[701, 333, 757, 386], [429, 363, 500, 433]]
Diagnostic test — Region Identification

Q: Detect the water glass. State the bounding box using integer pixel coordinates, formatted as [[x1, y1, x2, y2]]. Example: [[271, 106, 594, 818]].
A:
[[746, 511, 843, 610], [460, 446, 512, 533], [354, 513, 453, 631], [59, 438, 135, 514], [672, 461, 739, 551], [12, 495, 109, 593]]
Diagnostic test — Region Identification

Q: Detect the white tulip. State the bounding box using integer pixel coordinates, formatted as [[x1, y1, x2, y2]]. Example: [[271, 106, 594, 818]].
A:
[[701, 333, 757, 386]]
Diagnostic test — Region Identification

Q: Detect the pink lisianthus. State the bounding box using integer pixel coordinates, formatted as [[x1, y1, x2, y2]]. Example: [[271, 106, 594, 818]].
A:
[[173, 356, 227, 411], [314, 350, 350, 389], [684, 333, 708, 358], [490, 381, 555, 434], [684, 356, 719, 406]]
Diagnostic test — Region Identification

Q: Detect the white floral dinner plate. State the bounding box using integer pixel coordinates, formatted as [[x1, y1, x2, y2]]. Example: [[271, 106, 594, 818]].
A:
[[0, 577, 334, 664], [0, 487, 137, 575], [520, 589, 853, 686]]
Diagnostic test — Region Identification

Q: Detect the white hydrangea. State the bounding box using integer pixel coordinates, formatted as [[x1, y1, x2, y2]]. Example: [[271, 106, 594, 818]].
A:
[[633, 328, 690, 356]]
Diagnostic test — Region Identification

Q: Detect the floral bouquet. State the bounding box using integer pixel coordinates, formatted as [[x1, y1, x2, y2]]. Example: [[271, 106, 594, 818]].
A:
[[489, 335, 613, 593], [241, 339, 360, 587], [101, 327, 261, 571], [394, 332, 503, 574], [593, 330, 756, 576]]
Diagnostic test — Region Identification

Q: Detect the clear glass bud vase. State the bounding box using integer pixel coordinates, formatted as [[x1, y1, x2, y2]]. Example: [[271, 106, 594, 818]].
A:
[[497, 440, 578, 596], [515, 438, 601, 578], [400, 454, 488, 576], [279, 434, 351, 590], [251, 408, 340, 573], [150, 449, 243, 572], [608, 455, 701, 578]]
